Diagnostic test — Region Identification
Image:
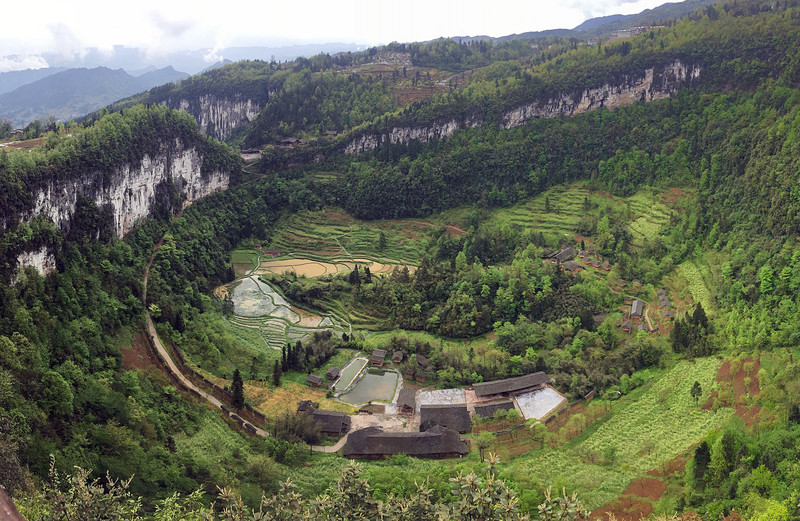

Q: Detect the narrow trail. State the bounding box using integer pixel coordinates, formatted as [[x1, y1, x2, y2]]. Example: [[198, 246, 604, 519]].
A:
[[644, 302, 654, 331], [141, 230, 285, 442]]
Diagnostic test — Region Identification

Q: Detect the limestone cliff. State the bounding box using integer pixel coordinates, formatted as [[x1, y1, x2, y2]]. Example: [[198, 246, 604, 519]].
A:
[[17, 139, 230, 275], [344, 60, 700, 154], [168, 95, 260, 140]]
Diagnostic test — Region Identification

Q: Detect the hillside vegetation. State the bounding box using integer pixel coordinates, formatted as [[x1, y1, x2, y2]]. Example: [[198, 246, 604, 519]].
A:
[[4, 0, 800, 519]]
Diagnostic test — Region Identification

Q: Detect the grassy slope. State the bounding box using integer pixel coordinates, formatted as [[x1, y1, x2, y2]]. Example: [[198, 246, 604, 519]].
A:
[[500, 358, 731, 510]]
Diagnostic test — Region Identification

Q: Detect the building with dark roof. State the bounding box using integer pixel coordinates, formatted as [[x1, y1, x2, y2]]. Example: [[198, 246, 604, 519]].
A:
[[622, 320, 633, 332], [420, 404, 472, 433], [343, 426, 468, 459], [370, 349, 387, 366], [656, 288, 667, 296], [562, 260, 584, 274], [554, 247, 576, 262], [473, 401, 515, 419], [397, 387, 416, 414], [638, 323, 650, 333], [662, 309, 675, 320], [472, 372, 550, 398], [416, 354, 429, 370], [393, 350, 404, 363], [631, 299, 644, 317], [326, 367, 340, 380], [307, 374, 323, 387], [311, 410, 351, 436]]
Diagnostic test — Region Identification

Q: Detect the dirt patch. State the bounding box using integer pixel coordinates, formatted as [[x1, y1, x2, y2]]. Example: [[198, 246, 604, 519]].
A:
[[648, 452, 688, 477], [232, 263, 252, 277], [445, 224, 466, 236], [121, 329, 159, 371], [749, 357, 761, 396], [716, 360, 733, 384], [735, 405, 762, 427], [591, 496, 653, 521], [293, 306, 323, 327], [622, 477, 668, 502]]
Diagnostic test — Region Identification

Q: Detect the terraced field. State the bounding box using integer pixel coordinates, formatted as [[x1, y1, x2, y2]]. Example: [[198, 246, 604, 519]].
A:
[[267, 208, 434, 264], [220, 275, 350, 351], [502, 358, 732, 511], [492, 185, 602, 236], [627, 193, 673, 248]]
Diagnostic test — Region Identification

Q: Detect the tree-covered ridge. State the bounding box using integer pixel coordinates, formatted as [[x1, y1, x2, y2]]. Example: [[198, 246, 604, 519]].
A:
[[335, 0, 800, 148], [242, 70, 396, 147]]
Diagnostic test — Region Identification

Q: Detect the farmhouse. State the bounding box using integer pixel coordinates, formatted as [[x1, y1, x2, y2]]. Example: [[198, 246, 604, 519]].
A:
[[638, 323, 650, 333], [343, 425, 468, 459], [416, 354, 429, 370], [393, 350, 404, 363], [473, 401, 515, 419], [631, 299, 644, 317], [621, 320, 633, 332], [326, 367, 340, 380], [397, 387, 416, 414], [306, 374, 323, 387], [562, 260, 584, 274], [592, 259, 603, 269], [584, 256, 594, 265], [602, 261, 611, 271], [311, 410, 351, 436], [662, 309, 675, 320], [554, 247, 576, 262], [658, 295, 671, 308], [370, 349, 387, 366], [578, 250, 586, 258], [472, 372, 550, 398], [297, 400, 316, 413], [420, 404, 471, 433]]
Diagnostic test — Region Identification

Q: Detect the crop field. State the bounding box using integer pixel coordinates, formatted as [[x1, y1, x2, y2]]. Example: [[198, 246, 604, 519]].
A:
[[502, 358, 732, 510], [267, 208, 435, 264], [219, 275, 350, 351], [491, 184, 606, 237], [677, 261, 712, 312], [626, 192, 672, 249]]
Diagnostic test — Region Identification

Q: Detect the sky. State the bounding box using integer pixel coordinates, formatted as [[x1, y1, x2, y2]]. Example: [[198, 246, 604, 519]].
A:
[[0, 0, 671, 72]]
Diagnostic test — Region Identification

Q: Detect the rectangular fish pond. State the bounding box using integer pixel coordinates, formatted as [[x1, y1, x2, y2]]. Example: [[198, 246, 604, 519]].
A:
[[334, 358, 368, 392], [338, 370, 399, 405]]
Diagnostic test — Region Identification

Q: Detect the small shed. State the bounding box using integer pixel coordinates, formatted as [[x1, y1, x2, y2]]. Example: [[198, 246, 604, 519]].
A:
[[326, 367, 341, 380], [662, 310, 675, 320], [393, 350, 404, 363], [473, 401, 515, 419], [397, 387, 416, 414], [307, 374, 323, 387], [602, 261, 611, 271], [631, 299, 644, 317], [370, 349, 387, 366], [578, 250, 587, 258], [638, 323, 650, 333], [297, 400, 316, 413], [416, 354, 429, 370]]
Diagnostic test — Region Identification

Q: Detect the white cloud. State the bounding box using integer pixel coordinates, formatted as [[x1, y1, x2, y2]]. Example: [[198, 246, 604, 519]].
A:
[[0, 55, 50, 73], [0, 0, 677, 62]]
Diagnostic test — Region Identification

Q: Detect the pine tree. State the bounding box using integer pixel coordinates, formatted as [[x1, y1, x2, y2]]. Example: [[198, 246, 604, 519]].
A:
[[281, 344, 288, 372], [231, 369, 245, 409], [272, 360, 282, 387]]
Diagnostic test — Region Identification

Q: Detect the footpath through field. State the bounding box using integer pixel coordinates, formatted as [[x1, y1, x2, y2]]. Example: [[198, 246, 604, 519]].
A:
[[142, 229, 305, 443]]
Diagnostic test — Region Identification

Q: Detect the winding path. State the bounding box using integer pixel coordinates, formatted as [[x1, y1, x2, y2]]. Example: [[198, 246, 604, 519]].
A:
[[142, 230, 352, 451]]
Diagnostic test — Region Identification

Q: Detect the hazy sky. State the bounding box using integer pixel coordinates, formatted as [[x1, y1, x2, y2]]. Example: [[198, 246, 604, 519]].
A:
[[1, 0, 670, 70]]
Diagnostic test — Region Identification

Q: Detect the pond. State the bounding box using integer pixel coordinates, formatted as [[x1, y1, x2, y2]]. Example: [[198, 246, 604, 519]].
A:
[[229, 276, 300, 321], [339, 371, 399, 405], [334, 358, 367, 392]]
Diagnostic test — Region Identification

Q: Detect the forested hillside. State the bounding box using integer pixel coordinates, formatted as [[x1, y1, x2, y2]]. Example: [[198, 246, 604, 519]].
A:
[[4, 0, 800, 519]]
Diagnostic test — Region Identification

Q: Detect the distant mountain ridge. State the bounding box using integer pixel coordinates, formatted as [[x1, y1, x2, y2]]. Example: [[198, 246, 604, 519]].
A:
[[0, 66, 188, 127]]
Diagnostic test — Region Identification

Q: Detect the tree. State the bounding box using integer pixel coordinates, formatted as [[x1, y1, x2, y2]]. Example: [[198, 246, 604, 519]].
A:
[[231, 369, 245, 409], [690, 380, 703, 404], [476, 431, 496, 462], [272, 360, 282, 387], [378, 231, 387, 250], [545, 196, 551, 212]]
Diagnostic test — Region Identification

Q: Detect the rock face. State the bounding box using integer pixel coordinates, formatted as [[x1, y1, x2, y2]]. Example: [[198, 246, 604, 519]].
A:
[[502, 61, 701, 128], [170, 95, 261, 140], [18, 139, 230, 275], [345, 60, 700, 154]]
